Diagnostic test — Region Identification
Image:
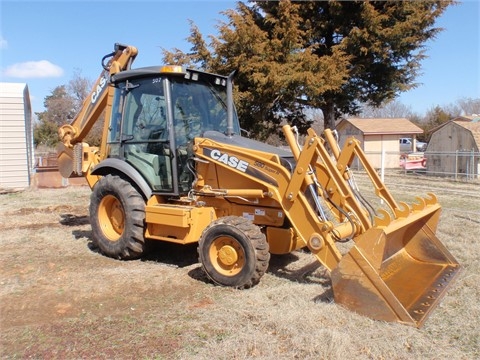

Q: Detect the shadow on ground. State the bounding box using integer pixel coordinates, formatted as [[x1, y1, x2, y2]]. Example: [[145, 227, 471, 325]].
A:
[[61, 213, 333, 297]]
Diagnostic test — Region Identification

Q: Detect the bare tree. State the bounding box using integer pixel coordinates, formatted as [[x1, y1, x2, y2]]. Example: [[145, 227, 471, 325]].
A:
[[456, 97, 480, 116], [34, 72, 97, 147], [358, 100, 416, 119], [68, 69, 93, 113], [433, 97, 480, 119]]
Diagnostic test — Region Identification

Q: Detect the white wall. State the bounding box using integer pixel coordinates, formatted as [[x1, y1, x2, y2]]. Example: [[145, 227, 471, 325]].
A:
[[0, 83, 33, 190]]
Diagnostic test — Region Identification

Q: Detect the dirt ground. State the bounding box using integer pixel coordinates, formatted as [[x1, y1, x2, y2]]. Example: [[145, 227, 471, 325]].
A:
[[1, 176, 479, 359]]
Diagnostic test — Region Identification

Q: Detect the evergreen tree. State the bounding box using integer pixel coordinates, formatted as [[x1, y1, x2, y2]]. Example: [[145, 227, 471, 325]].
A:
[[163, 0, 452, 138], [33, 117, 59, 148]]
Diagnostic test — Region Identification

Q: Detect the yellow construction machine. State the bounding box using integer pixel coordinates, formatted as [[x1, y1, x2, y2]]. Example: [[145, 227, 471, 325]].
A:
[[58, 43, 460, 327]]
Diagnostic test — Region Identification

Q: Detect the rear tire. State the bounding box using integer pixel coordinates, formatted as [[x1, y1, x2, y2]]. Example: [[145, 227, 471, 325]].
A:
[[198, 216, 270, 289], [90, 174, 146, 260]]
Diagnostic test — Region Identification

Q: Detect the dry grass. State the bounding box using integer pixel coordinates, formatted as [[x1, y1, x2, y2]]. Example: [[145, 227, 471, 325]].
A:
[[0, 174, 479, 359]]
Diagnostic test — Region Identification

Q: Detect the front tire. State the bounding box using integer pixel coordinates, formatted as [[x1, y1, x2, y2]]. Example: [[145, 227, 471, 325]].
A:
[[90, 174, 146, 260], [198, 216, 270, 289]]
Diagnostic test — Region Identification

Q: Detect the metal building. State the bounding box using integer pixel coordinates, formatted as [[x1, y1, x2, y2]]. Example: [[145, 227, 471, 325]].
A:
[[0, 83, 34, 191]]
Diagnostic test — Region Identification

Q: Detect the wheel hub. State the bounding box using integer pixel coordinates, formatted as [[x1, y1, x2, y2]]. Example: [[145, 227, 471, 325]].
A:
[[217, 245, 238, 266], [209, 236, 245, 276], [110, 204, 124, 234], [98, 195, 125, 241]]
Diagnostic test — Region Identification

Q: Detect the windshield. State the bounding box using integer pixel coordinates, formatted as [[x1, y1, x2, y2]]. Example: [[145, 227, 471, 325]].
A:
[[117, 74, 240, 145], [169, 76, 240, 139]]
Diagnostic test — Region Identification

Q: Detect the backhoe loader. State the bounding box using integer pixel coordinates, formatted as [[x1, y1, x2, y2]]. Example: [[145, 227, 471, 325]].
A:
[[58, 43, 460, 327]]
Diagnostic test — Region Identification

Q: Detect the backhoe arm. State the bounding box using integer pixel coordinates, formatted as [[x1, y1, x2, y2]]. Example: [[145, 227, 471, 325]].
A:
[[58, 43, 138, 149], [57, 44, 137, 180]]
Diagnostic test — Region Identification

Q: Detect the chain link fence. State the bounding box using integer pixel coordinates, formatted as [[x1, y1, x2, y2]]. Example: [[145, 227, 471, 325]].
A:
[[355, 150, 480, 182]]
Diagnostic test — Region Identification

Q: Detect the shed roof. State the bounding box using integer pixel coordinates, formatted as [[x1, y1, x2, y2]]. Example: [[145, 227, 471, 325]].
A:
[[452, 115, 480, 123], [0, 82, 28, 97], [453, 120, 480, 149], [339, 118, 423, 135]]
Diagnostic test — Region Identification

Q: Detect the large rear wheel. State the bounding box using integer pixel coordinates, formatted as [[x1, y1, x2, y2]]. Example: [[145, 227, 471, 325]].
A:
[[198, 216, 270, 289], [90, 174, 146, 260]]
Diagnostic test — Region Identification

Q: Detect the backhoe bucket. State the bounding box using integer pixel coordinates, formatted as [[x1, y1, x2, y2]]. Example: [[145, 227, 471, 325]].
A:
[[331, 198, 461, 327]]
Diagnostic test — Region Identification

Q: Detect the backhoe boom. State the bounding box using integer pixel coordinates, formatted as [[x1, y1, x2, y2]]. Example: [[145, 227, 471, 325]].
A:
[[58, 44, 137, 149]]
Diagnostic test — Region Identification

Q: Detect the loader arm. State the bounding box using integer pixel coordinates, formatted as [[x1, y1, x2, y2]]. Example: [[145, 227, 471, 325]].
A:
[[193, 125, 460, 327], [322, 129, 401, 216], [193, 126, 372, 272], [286, 126, 460, 327]]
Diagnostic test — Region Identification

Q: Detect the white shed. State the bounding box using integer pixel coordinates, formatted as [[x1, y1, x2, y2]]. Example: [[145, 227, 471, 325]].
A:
[[0, 83, 34, 190]]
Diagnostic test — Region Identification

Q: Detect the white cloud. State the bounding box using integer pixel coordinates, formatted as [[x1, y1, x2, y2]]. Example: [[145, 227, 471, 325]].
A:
[[3, 60, 64, 78], [0, 36, 7, 49]]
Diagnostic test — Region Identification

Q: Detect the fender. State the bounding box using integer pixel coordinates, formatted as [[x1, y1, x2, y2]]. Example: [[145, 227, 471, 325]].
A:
[[91, 158, 152, 199]]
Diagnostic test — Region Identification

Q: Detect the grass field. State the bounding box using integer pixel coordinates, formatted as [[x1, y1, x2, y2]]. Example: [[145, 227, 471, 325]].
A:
[[1, 173, 479, 359]]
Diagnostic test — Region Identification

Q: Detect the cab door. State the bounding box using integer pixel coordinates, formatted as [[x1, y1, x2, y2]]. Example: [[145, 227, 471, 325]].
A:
[[108, 77, 176, 193]]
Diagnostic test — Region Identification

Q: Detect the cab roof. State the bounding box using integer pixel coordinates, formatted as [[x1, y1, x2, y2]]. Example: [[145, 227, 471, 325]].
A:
[[110, 66, 228, 84]]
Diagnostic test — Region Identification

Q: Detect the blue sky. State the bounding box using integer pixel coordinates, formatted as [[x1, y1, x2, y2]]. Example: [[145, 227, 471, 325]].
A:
[[1, 0, 479, 118]]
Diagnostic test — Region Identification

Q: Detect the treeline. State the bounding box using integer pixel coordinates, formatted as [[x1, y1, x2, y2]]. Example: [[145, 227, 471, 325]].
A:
[[35, 0, 479, 147]]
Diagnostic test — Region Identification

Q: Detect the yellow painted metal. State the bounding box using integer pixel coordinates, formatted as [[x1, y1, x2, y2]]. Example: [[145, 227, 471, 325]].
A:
[[266, 227, 300, 254], [57, 44, 138, 181], [324, 129, 400, 214], [145, 204, 216, 244], [331, 194, 461, 327], [57, 142, 75, 179], [194, 134, 344, 270], [194, 186, 266, 199], [57, 142, 101, 189], [146, 204, 191, 228], [98, 194, 124, 242], [316, 128, 461, 326], [209, 236, 246, 276], [224, 188, 266, 198]]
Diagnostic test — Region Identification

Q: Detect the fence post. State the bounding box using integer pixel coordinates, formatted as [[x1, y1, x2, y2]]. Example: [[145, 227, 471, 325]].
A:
[[471, 149, 475, 180], [381, 147, 385, 183], [380, 147, 385, 205], [455, 150, 458, 181]]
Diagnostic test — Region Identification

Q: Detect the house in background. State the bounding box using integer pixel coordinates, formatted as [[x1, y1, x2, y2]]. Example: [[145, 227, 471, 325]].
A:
[[336, 118, 423, 169], [0, 83, 34, 191], [426, 116, 480, 179]]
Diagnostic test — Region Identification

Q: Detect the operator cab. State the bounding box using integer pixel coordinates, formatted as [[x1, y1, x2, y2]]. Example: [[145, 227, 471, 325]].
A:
[[107, 66, 241, 196]]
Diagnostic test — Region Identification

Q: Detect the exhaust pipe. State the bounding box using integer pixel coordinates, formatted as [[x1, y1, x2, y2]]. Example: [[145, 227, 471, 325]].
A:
[[226, 70, 236, 137]]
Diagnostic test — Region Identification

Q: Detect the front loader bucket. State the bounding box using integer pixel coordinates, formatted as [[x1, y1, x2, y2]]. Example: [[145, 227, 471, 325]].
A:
[[331, 198, 461, 327]]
